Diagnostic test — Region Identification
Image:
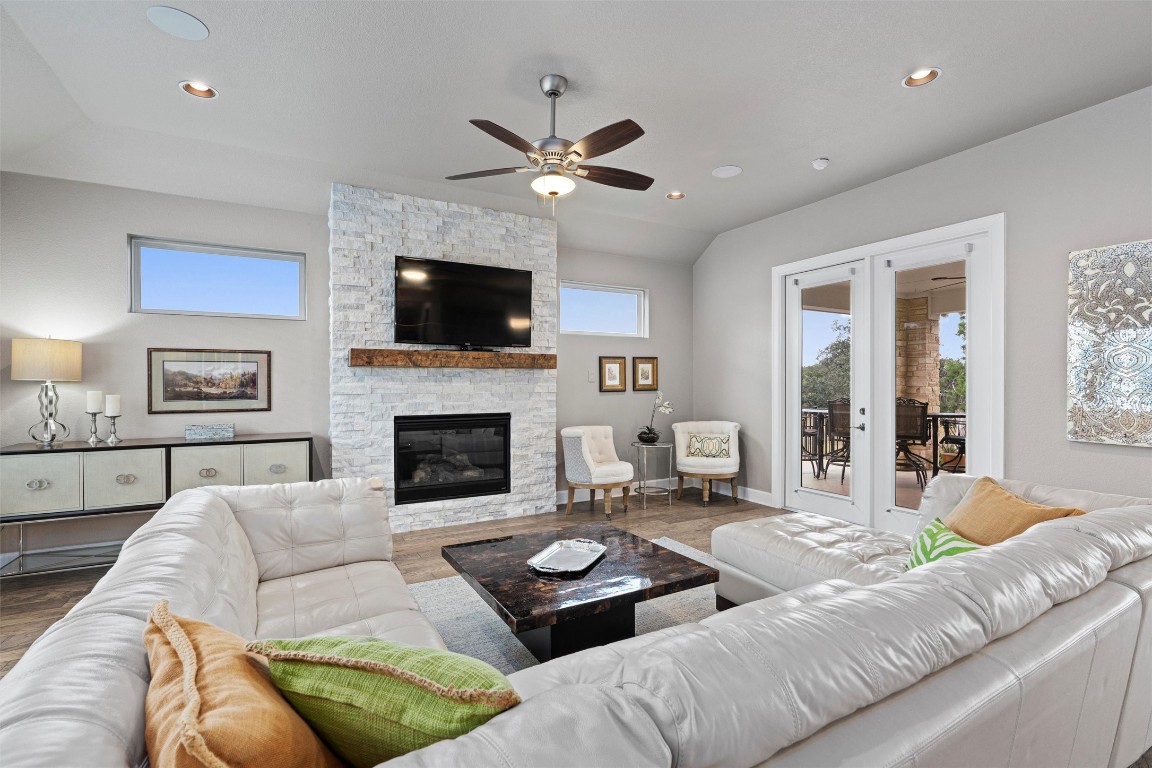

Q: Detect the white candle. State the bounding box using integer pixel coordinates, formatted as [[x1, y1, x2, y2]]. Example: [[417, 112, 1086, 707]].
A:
[[86, 390, 104, 413], [105, 395, 122, 417]]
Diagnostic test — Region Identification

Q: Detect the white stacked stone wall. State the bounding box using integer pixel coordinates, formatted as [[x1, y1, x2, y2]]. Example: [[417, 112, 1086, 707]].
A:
[[328, 183, 558, 532]]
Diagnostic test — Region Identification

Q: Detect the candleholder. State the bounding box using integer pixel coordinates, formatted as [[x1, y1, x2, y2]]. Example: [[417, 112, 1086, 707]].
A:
[[86, 411, 103, 445], [106, 415, 122, 445]]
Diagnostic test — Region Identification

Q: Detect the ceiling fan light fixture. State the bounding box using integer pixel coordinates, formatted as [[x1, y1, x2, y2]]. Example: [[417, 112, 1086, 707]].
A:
[[531, 171, 575, 197], [179, 80, 217, 98], [902, 67, 941, 88]]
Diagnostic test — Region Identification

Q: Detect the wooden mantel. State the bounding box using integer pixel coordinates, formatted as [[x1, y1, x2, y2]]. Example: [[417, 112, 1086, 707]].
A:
[[349, 348, 557, 369]]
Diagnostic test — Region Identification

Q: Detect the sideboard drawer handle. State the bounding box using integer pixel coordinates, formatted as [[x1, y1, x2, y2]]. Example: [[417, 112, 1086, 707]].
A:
[[199, 468, 218, 479], [116, 474, 137, 485], [25, 479, 50, 490], [268, 463, 287, 475]]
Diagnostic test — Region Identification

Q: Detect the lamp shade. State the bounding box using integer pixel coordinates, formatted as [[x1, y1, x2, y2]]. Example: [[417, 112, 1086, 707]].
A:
[[531, 171, 576, 197], [11, 338, 82, 381]]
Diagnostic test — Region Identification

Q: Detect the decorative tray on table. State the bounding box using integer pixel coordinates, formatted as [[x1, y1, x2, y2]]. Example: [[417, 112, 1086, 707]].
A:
[[527, 539, 608, 573]]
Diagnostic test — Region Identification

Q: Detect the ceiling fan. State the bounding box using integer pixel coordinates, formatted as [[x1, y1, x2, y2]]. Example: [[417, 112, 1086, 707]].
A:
[[445, 74, 654, 199]]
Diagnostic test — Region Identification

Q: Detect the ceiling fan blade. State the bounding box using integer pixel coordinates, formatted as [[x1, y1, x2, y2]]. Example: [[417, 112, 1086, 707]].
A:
[[567, 119, 644, 162], [574, 165, 654, 191], [445, 167, 532, 181], [469, 120, 540, 156]]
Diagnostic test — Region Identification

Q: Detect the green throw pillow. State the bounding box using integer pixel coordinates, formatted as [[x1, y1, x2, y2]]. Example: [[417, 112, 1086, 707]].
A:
[[246, 636, 520, 767], [908, 517, 983, 569]]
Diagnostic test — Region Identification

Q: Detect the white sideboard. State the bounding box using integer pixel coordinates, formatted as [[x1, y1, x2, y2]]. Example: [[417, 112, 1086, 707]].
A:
[[0, 433, 313, 576]]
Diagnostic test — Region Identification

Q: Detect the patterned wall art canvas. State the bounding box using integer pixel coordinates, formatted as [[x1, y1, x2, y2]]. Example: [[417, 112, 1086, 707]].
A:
[[1067, 239, 1152, 446]]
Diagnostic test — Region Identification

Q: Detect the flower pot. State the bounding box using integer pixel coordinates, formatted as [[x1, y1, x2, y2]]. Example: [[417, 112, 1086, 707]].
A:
[[637, 432, 660, 444]]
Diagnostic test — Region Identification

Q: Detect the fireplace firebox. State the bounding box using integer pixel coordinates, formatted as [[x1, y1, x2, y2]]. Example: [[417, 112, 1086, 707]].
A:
[[394, 413, 511, 504]]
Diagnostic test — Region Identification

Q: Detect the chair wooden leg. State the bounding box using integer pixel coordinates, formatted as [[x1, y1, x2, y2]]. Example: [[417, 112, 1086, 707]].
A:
[[622, 485, 630, 512], [565, 486, 575, 516], [703, 479, 711, 507], [730, 477, 738, 504], [604, 489, 613, 519], [676, 474, 684, 500], [589, 489, 596, 511]]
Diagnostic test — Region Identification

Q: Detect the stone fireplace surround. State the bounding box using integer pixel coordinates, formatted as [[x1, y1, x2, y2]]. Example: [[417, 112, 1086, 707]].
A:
[[328, 184, 558, 533]]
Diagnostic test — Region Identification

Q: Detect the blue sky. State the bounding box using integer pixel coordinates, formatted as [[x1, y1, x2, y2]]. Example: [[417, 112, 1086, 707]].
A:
[[559, 286, 638, 333], [803, 310, 966, 365], [139, 247, 301, 316]]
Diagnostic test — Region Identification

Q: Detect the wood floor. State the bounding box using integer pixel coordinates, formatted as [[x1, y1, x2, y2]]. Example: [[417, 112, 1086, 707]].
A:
[[0, 486, 779, 677]]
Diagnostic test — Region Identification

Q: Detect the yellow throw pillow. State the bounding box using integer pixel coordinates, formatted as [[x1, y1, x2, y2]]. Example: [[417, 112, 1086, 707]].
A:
[[941, 476, 1085, 546], [144, 600, 343, 768]]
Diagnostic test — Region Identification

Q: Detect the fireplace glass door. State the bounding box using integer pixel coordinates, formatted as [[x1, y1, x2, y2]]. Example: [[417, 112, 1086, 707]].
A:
[[394, 413, 511, 504]]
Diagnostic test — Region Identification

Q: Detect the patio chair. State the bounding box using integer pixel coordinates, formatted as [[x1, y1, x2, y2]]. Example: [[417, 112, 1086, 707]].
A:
[[940, 417, 967, 473], [895, 397, 930, 488], [825, 398, 852, 483]]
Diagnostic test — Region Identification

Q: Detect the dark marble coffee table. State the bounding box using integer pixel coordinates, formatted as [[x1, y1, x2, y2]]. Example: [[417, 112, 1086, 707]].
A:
[[442, 522, 718, 662]]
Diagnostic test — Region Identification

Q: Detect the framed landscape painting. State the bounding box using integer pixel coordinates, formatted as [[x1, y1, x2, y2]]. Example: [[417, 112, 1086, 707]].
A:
[[633, 357, 658, 391], [599, 356, 626, 392], [148, 348, 271, 414]]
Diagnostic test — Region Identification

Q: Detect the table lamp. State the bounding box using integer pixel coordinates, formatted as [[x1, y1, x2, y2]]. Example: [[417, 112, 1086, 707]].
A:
[[11, 338, 83, 448]]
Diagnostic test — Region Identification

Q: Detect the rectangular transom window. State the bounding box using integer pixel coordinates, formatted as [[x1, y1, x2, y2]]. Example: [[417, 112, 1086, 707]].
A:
[[559, 281, 648, 337], [130, 236, 306, 320]]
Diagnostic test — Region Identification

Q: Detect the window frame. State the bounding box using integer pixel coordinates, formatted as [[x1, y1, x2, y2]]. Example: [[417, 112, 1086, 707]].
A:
[[558, 280, 649, 338], [129, 235, 307, 321]]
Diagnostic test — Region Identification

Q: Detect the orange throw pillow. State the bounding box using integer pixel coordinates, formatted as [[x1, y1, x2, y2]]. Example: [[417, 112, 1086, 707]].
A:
[[144, 600, 343, 768], [942, 477, 1085, 546]]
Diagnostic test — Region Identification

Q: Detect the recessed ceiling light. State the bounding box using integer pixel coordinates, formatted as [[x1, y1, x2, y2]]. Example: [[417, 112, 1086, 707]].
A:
[[712, 165, 742, 179], [179, 80, 218, 99], [902, 67, 941, 88], [666, 191, 685, 200], [147, 6, 209, 40], [811, 157, 830, 171]]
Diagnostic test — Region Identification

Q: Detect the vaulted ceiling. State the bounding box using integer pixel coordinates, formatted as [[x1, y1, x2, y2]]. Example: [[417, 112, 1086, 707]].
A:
[[3, 1, 1150, 261]]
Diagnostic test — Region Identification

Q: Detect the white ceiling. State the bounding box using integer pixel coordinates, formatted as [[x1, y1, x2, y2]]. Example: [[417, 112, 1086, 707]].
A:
[[2, 1, 1150, 262]]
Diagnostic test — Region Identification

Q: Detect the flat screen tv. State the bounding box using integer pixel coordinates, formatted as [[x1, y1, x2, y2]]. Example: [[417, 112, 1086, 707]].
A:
[[394, 256, 532, 348]]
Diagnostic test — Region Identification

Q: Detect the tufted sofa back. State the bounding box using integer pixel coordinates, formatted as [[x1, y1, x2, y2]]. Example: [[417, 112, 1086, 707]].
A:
[[204, 477, 393, 581]]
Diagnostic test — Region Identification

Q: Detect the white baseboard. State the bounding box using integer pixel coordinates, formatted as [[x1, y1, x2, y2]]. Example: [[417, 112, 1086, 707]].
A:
[[554, 477, 779, 509]]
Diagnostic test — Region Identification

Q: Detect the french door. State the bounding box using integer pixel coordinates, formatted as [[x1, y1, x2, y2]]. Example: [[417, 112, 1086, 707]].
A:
[[772, 215, 1005, 533], [783, 261, 871, 524]]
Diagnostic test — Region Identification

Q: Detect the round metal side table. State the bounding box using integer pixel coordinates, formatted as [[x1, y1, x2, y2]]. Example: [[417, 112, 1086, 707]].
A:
[[631, 441, 673, 508]]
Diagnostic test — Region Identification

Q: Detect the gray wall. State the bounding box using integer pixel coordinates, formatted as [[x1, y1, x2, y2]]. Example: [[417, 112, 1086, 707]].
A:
[[693, 87, 1152, 500], [0, 172, 332, 473], [557, 247, 694, 492]]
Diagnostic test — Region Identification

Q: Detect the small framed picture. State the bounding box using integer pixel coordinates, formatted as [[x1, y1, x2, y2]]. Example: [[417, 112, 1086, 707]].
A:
[[599, 356, 626, 392], [148, 348, 271, 414], [633, 357, 658, 391]]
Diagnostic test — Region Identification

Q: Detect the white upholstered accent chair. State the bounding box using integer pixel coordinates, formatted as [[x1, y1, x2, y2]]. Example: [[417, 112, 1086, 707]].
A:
[[672, 420, 741, 507], [561, 426, 633, 519]]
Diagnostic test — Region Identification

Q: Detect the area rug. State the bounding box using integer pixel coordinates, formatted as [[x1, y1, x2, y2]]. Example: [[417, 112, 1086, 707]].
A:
[[408, 537, 719, 674]]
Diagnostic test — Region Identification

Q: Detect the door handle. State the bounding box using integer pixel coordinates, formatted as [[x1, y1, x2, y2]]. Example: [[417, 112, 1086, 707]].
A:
[[853, 423, 866, 431]]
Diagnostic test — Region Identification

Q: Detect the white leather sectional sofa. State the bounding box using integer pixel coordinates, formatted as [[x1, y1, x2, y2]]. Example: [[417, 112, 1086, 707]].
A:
[[0, 477, 443, 767], [1, 475, 1149, 768], [393, 475, 1152, 768]]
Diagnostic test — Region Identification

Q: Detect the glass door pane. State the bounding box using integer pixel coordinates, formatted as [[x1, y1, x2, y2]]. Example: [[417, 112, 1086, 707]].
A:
[[785, 260, 869, 525], [892, 260, 967, 509], [801, 284, 852, 496]]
